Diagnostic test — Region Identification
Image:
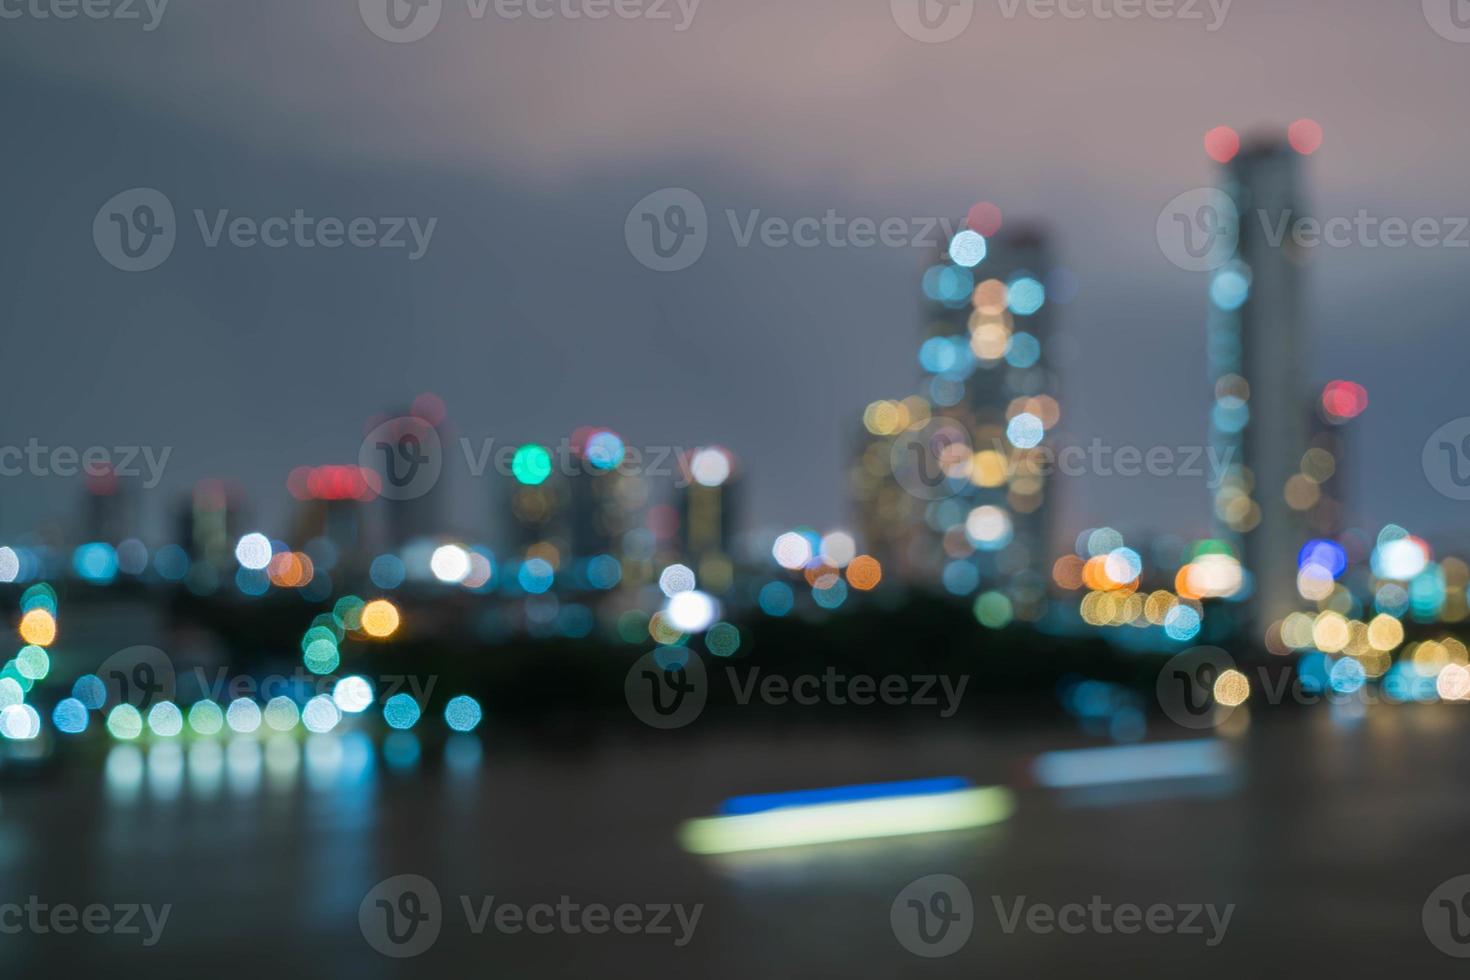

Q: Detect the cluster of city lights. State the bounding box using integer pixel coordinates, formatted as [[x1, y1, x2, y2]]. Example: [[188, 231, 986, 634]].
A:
[[0, 578, 488, 745], [1050, 530, 1237, 642]]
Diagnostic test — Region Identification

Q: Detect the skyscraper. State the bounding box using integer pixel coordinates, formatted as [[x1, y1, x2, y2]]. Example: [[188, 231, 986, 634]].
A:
[[1206, 134, 1311, 640], [676, 446, 739, 593], [854, 222, 1060, 620]]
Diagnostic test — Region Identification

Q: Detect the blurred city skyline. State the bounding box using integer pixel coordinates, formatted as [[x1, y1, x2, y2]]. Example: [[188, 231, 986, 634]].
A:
[[2, 0, 1467, 548]]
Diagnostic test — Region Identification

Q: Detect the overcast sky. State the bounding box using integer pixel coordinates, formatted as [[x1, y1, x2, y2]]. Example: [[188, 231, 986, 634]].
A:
[[1, 0, 1467, 551]]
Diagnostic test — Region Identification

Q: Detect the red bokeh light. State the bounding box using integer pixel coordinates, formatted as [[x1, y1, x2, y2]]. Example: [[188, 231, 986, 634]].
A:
[[1204, 126, 1240, 164], [966, 201, 1003, 237], [292, 465, 378, 502], [1322, 380, 1368, 422], [1288, 118, 1323, 155]]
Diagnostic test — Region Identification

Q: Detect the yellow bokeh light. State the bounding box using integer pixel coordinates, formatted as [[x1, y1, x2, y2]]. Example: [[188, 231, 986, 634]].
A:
[[971, 450, 1009, 488], [1213, 669, 1250, 707], [18, 609, 56, 647], [1366, 614, 1404, 652], [648, 611, 683, 645], [970, 322, 1010, 361], [360, 599, 401, 639], [1312, 611, 1350, 654]]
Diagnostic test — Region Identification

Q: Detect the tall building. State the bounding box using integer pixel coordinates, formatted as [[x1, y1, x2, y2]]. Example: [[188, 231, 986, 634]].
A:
[[177, 478, 246, 568], [676, 446, 739, 593], [371, 393, 451, 550], [1206, 134, 1312, 639], [286, 464, 373, 572], [499, 429, 651, 590], [855, 223, 1060, 620], [82, 465, 139, 544]]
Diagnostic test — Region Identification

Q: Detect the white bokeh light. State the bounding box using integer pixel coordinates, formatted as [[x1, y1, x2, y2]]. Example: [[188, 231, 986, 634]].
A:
[[430, 544, 472, 584], [666, 591, 718, 633], [689, 447, 732, 487], [659, 563, 696, 597], [234, 533, 272, 571], [332, 675, 374, 714], [773, 532, 813, 570]]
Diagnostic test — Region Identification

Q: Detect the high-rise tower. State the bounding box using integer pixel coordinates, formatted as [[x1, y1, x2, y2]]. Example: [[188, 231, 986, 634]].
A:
[[1207, 135, 1312, 640]]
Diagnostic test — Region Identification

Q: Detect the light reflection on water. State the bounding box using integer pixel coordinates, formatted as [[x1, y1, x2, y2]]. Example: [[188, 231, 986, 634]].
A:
[[102, 732, 450, 806]]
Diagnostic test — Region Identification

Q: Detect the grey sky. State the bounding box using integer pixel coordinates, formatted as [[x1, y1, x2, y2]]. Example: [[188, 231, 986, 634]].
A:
[[1, 0, 1467, 551]]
